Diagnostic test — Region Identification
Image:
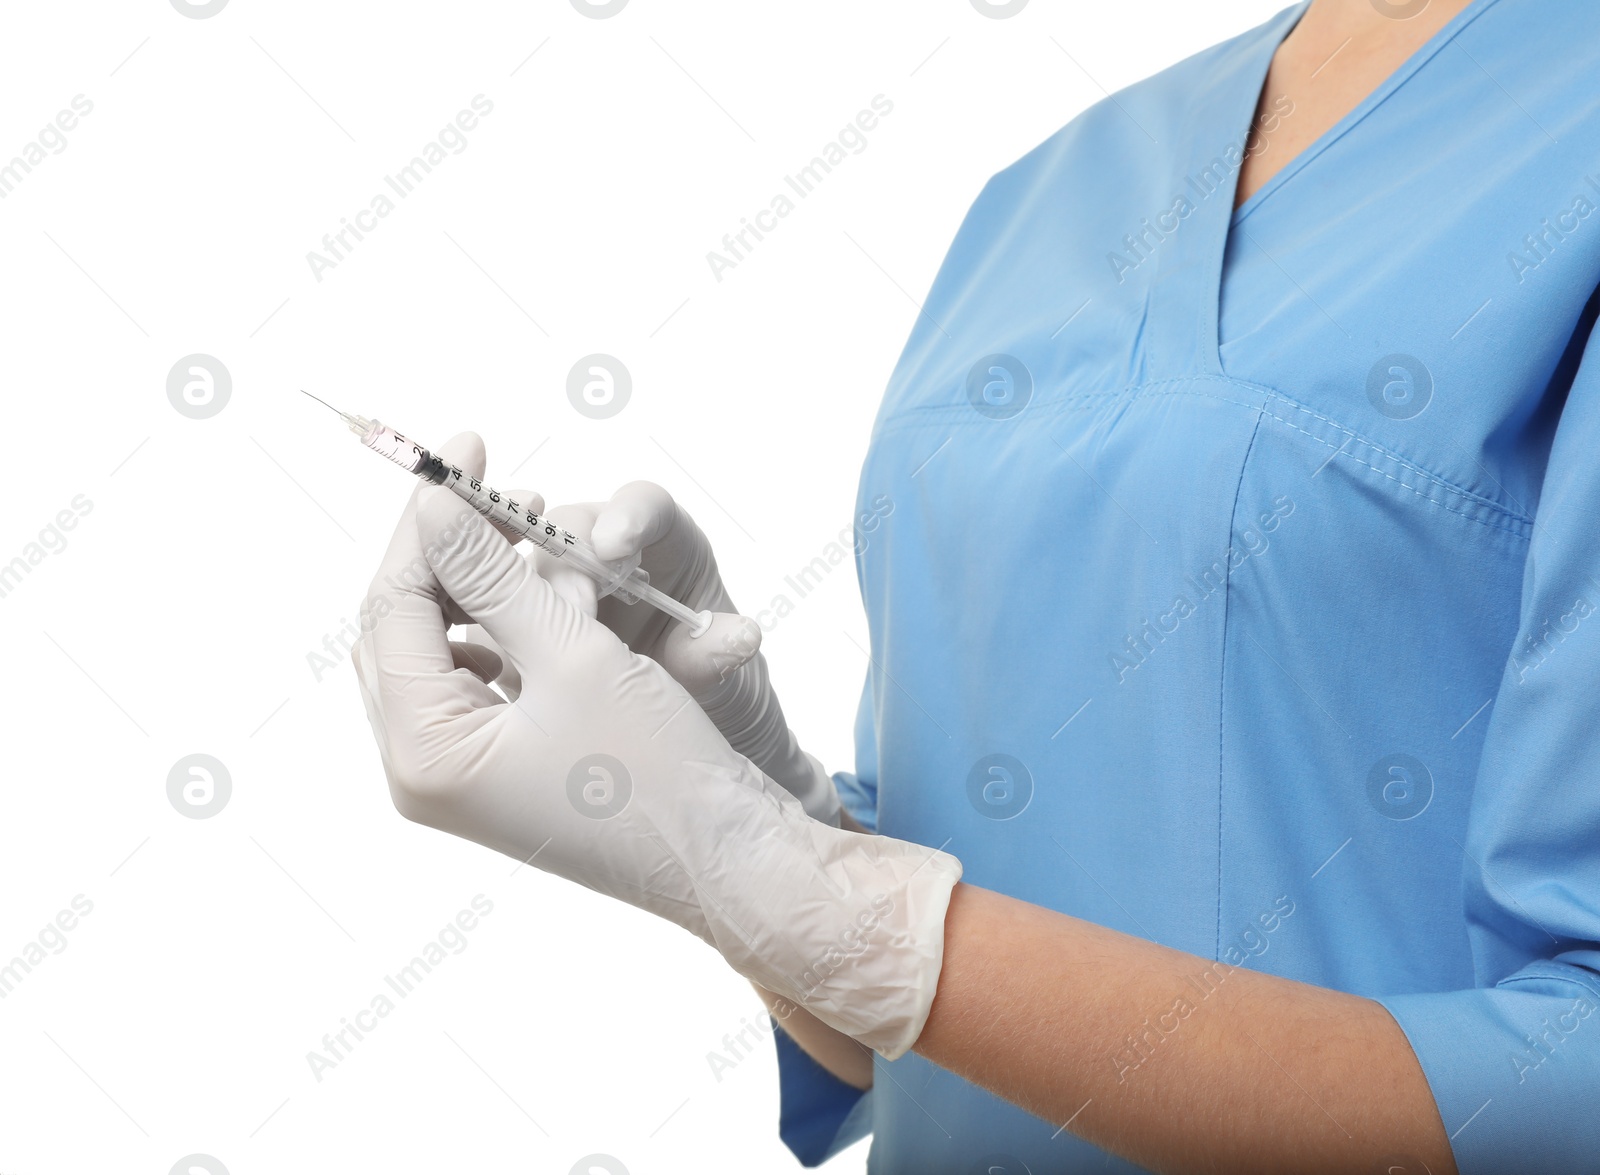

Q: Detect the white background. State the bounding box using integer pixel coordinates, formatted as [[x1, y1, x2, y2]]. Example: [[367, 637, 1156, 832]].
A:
[[0, 1, 1283, 1172]]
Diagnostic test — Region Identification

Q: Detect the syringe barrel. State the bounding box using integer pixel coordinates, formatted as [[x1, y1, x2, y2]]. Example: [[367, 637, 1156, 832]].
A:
[[357, 418, 644, 596], [354, 419, 452, 484]]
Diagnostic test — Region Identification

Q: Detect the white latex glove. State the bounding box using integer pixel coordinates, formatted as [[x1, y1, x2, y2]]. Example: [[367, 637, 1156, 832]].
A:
[[350, 435, 961, 1058], [531, 482, 842, 826]]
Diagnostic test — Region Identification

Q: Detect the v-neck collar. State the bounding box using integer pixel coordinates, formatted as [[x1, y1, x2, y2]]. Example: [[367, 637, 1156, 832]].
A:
[[1231, 0, 1507, 228], [1150, 0, 1506, 379]]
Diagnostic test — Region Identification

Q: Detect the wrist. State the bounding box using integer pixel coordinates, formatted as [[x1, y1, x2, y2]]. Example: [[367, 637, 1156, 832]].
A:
[[706, 799, 963, 1059], [787, 752, 842, 827]]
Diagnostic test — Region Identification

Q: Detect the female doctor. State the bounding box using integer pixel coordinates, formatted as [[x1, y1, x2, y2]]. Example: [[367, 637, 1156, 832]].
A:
[[352, 0, 1600, 1170]]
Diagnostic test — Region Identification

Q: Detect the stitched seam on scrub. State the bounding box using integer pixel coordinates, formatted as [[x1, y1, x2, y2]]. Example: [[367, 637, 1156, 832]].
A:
[[1143, 376, 1532, 529], [1498, 968, 1600, 1005], [878, 375, 1519, 517], [873, 379, 1533, 537], [1239, 384, 1528, 522], [1249, 406, 1533, 540], [1214, 403, 1267, 965], [871, 390, 1121, 435]]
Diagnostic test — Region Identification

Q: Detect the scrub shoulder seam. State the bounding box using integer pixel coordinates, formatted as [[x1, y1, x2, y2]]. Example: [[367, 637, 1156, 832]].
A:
[[871, 388, 1121, 436]]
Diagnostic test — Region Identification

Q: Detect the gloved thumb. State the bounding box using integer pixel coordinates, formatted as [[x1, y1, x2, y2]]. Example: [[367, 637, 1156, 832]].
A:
[[589, 480, 680, 563], [658, 611, 762, 696]]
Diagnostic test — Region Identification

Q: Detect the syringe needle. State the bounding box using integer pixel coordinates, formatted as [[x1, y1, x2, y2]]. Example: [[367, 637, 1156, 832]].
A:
[[301, 388, 350, 418]]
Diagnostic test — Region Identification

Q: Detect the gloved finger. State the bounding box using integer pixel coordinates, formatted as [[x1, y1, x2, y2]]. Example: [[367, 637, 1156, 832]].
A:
[[352, 628, 503, 827], [540, 502, 603, 618], [592, 482, 729, 605], [436, 490, 547, 628], [415, 486, 588, 672], [455, 622, 521, 700], [369, 432, 485, 612], [449, 640, 503, 684], [361, 434, 505, 766], [589, 480, 680, 562], [655, 611, 762, 695], [437, 489, 549, 628], [358, 599, 504, 781]]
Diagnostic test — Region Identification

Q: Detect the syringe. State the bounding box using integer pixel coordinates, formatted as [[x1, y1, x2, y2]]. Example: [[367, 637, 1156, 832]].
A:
[[304, 391, 712, 637]]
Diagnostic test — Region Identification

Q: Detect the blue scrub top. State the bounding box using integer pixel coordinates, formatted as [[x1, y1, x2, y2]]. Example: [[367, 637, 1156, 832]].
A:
[[774, 1, 1600, 1171]]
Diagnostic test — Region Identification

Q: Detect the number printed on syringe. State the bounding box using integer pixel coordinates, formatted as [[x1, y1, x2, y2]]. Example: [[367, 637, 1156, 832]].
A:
[[440, 465, 577, 558], [302, 389, 714, 636]]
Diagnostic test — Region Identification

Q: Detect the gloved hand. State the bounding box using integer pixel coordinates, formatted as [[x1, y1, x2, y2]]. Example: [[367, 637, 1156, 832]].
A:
[[350, 435, 961, 1058], [531, 482, 842, 826]]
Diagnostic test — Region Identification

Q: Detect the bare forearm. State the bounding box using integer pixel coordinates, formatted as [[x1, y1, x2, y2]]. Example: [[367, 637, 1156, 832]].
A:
[[915, 884, 1456, 1175]]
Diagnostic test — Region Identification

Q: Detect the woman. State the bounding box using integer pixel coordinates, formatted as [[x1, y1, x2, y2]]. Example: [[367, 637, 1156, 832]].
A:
[[353, 0, 1600, 1170]]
